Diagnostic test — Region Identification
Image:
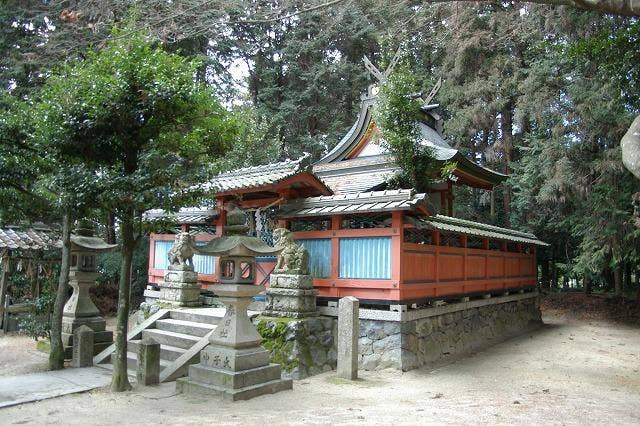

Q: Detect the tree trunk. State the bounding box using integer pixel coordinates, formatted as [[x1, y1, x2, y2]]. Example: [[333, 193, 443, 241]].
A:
[[551, 262, 558, 290], [540, 259, 550, 291], [49, 212, 71, 370], [624, 262, 631, 291], [501, 107, 514, 227], [584, 276, 592, 294], [111, 208, 134, 392], [106, 212, 116, 245], [614, 266, 622, 296]]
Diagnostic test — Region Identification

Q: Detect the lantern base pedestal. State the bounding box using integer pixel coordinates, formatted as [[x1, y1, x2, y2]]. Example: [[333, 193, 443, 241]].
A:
[[176, 345, 292, 401], [61, 316, 113, 358]]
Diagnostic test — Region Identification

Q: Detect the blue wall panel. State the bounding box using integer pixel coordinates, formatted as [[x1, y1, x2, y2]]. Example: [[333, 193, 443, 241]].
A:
[[339, 237, 391, 279], [153, 240, 215, 275], [297, 239, 331, 278]]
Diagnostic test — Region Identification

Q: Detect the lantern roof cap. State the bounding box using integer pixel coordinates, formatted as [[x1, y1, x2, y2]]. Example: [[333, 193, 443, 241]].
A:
[[197, 235, 280, 257], [70, 234, 117, 251]]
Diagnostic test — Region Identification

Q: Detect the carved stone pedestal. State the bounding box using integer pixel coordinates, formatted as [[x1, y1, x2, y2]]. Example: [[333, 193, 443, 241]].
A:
[[177, 283, 292, 401], [158, 266, 201, 307], [61, 271, 113, 358], [264, 273, 318, 318]]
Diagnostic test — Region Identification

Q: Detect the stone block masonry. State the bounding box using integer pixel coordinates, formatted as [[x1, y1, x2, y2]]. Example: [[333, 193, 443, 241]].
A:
[[317, 291, 542, 372], [158, 269, 201, 307], [255, 316, 336, 380], [256, 292, 541, 377], [356, 293, 542, 371]]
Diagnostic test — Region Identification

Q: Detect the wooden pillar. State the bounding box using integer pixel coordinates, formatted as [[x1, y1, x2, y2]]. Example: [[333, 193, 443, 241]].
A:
[[391, 211, 403, 289], [0, 255, 9, 330], [330, 215, 341, 295], [215, 198, 226, 236]]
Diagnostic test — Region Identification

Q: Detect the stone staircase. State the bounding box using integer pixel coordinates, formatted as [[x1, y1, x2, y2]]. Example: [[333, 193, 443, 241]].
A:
[[95, 308, 225, 382]]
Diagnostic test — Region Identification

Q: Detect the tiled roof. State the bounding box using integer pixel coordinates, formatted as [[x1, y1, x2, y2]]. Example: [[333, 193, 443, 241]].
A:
[[203, 154, 311, 193], [277, 189, 430, 218], [0, 226, 55, 251], [144, 207, 218, 225], [418, 215, 548, 246]]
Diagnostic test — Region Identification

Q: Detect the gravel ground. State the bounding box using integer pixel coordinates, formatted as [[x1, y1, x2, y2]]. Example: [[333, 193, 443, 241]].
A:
[[0, 310, 638, 425]]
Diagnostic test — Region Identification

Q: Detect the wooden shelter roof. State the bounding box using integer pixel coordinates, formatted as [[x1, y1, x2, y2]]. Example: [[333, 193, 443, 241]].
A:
[[0, 225, 56, 251]]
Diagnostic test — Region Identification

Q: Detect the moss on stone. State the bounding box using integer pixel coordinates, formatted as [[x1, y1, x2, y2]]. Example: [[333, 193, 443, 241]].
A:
[[256, 317, 300, 372]]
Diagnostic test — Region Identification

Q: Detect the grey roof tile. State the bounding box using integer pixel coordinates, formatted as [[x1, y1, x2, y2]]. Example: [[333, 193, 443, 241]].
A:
[[203, 153, 312, 193], [278, 189, 430, 218], [0, 226, 55, 251]]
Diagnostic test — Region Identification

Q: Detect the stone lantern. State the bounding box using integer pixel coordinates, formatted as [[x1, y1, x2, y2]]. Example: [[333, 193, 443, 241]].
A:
[[177, 207, 292, 401], [61, 220, 116, 358]]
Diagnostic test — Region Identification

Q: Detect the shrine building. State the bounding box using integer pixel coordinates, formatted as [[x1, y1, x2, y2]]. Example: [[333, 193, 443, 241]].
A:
[[146, 83, 547, 306]]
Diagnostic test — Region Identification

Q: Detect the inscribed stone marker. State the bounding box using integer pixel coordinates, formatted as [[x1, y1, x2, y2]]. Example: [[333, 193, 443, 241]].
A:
[[337, 296, 359, 380], [137, 336, 160, 385], [72, 325, 94, 368]]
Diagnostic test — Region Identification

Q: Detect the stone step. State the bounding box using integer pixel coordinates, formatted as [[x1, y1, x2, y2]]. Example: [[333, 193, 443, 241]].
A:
[[109, 351, 172, 372], [127, 339, 187, 362], [142, 329, 201, 350], [155, 318, 216, 338], [169, 309, 223, 325]]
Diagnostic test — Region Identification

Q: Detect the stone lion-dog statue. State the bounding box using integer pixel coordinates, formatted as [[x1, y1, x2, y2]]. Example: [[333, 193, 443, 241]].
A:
[[167, 232, 195, 269], [272, 228, 309, 275]]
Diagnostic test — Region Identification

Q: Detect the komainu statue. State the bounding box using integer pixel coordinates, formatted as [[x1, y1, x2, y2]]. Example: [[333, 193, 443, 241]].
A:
[[272, 228, 309, 275], [167, 232, 195, 269]]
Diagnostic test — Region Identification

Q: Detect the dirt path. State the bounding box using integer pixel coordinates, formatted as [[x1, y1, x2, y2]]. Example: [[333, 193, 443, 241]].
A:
[[0, 312, 638, 425], [0, 334, 48, 377]]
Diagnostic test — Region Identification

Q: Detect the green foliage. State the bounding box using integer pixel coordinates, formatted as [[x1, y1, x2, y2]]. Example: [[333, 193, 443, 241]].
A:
[[18, 277, 56, 341], [225, 2, 379, 158], [375, 69, 437, 192], [214, 106, 282, 170], [31, 31, 239, 215], [96, 236, 150, 298]]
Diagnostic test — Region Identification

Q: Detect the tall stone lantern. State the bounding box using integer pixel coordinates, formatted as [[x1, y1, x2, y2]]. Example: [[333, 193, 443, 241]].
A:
[[177, 207, 293, 401], [61, 221, 116, 358]]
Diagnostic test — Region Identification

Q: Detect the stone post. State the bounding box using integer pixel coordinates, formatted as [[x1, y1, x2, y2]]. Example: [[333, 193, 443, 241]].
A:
[[337, 296, 359, 380], [137, 337, 160, 386], [71, 325, 94, 368]]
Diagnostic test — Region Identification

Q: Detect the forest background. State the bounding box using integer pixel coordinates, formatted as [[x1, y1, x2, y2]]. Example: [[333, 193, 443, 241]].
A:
[[1, 0, 639, 306]]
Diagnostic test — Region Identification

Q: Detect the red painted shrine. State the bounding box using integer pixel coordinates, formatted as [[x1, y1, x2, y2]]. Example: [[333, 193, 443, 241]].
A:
[[147, 84, 547, 305]]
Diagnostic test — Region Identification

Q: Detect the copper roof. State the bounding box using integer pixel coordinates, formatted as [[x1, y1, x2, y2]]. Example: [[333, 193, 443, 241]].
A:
[[417, 215, 548, 246]]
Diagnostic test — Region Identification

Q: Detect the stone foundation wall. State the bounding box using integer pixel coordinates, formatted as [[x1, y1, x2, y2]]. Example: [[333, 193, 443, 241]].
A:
[[251, 292, 541, 378], [255, 316, 336, 379], [356, 294, 542, 371]]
